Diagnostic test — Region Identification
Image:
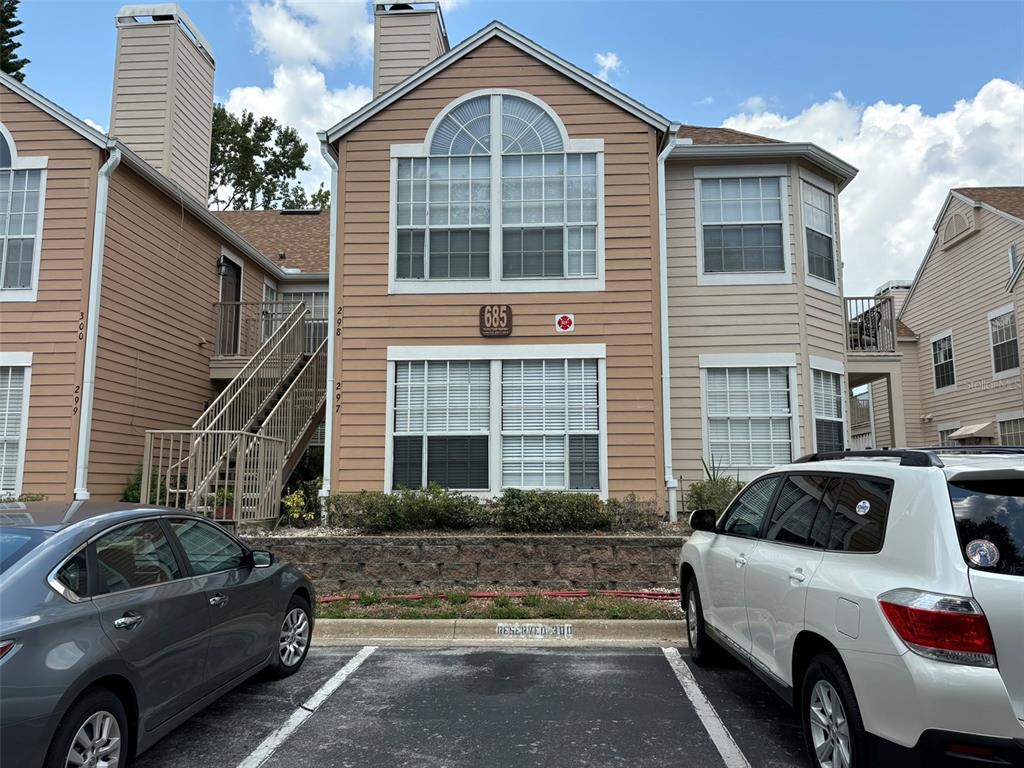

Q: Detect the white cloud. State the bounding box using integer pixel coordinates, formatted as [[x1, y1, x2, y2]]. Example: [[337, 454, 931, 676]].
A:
[[594, 52, 622, 82], [225, 65, 372, 192], [694, 96, 714, 106], [439, 0, 468, 10], [722, 78, 1024, 295], [248, 0, 373, 66], [738, 95, 768, 113], [84, 118, 106, 134]]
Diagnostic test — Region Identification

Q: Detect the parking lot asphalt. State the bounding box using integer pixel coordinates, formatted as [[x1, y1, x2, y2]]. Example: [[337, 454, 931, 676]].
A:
[[133, 646, 809, 768]]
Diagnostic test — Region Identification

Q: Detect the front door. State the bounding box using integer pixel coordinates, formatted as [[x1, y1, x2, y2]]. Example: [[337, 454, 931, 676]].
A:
[[702, 474, 781, 655], [219, 257, 242, 355], [92, 520, 210, 730], [745, 474, 832, 685], [168, 518, 277, 689]]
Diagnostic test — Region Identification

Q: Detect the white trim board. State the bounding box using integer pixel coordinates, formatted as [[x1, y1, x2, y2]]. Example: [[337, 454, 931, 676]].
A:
[[388, 343, 606, 362], [809, 355, 845, 374], [0, 352, 32, 497], [698, 353, 796, 368]]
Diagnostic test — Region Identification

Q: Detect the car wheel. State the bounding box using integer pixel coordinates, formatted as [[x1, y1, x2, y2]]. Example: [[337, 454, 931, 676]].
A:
[[46, 688, 128, 768], [684, 578, 717, 665], [267, 594, 312, 679], [801, 653, 867, 768]]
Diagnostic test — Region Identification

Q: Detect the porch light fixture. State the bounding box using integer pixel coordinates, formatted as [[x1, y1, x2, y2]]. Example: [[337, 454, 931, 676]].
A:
[[217, 254, 228, 276]]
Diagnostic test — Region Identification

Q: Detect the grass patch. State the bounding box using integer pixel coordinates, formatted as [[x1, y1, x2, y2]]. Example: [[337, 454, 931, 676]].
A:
[[317, 593, 679, 621]]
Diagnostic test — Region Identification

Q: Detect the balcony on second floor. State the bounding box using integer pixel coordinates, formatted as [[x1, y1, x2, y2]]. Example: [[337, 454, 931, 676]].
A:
[[211, 301, 328, 379], [845, 295, 896, 355]]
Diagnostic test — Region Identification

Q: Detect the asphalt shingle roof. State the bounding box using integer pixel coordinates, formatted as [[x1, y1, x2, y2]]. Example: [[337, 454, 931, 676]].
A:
[[953, 187, 1024, 222], [215, 209, 330, 275], [677, 125, 783, 145]]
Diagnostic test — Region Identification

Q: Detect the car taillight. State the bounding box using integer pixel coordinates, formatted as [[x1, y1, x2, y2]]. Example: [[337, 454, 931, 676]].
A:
[[0, 640, 15, 661], [879, 588, 996, 668]]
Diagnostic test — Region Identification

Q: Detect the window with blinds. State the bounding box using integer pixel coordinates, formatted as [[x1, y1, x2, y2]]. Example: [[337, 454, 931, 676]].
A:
[[706, 367, 792, 468], [0, 366, 25, 494], [501, 359, 600, 490], [392, 361, 490, 490], [813, 369, 845, 453], [802, 181, 836, 283]]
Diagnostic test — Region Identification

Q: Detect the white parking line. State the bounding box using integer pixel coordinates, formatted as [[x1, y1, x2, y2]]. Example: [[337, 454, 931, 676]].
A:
[[236, 646, 377, 768], [661, 647, 751, 768]]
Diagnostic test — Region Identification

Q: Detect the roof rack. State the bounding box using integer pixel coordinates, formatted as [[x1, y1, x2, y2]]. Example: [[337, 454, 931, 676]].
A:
[[794, 450, 944, 468], [914, 446, 1024, 456]]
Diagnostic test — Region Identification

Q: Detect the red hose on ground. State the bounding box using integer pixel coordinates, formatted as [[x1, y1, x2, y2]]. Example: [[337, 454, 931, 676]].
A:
[[318, 589, 681, 604]]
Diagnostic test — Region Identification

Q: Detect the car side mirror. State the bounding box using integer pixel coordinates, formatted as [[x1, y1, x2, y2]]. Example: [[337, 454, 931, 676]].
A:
[[689, 509, 718, 532], [251, 549, 274, 568]]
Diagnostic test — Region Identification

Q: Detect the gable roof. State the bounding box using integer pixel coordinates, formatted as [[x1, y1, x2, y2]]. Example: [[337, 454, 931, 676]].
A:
[[215, 209, 329, 275], [953, 187, 1024, 223], [322, 21, 671, 144]]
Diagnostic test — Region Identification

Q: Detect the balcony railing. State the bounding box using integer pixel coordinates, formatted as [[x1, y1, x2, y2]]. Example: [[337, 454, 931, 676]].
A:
[[215, 301, 328, 358], [849, 395, 872, 431], [846, 296, 896, 354]]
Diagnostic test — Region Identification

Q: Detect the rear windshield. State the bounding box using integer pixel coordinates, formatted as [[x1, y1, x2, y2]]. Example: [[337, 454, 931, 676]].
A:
[[0, 527, 50, 574], [949, 479, 1023, 577]]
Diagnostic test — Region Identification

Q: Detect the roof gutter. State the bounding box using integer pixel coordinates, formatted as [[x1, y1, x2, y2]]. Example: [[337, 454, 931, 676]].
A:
[[74, 144, 122, 500], [670, 142, 858, 190], [318, 136, 340, 512], [658, 125, 681, 522]]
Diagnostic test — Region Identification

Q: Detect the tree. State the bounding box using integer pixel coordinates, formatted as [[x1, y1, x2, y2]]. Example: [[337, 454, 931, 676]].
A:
[[1, 0, 29, 82], [209, 104, 328, 210]]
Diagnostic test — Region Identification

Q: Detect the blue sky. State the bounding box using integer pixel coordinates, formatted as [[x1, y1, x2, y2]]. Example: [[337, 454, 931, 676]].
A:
[[15, 1, 1024, 293]]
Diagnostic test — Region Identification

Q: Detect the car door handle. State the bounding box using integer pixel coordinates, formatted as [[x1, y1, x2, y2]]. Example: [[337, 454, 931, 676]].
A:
[[113, 612, 143, 630], [209, 593, 229, 608], [734, 555, 747, 567], [789, 569, 807, 583]]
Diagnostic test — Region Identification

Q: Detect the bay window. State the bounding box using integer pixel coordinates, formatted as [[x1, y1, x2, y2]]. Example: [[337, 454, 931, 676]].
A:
[[705, 366, 793, 469], [812, 369, 845, 453], [802, 180, 837, 285], [700, 177, 785, 273], [390, 92, 604, 293]]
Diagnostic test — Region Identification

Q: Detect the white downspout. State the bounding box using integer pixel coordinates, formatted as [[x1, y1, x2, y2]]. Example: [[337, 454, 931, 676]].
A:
[[318, 137, 340, 519], [657, 126, 680, 521], [74, 144, 122, 500]]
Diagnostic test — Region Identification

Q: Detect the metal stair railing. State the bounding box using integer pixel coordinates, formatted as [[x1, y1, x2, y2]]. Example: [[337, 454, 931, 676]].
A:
[[259, 336, 328, 462]]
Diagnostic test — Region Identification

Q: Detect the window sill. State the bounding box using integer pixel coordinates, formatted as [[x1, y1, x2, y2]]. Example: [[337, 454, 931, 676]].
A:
[[696, 271, 792, 287], [389, 276, 605, 294], [805, 274, 840, 296], [0, 288, 39, 303], [992, 367, 1021, 382], [933, 384, 958, 396]]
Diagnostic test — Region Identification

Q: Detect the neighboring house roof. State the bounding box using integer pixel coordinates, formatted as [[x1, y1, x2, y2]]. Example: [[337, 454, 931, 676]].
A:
[[215, 209, 329, 276], [0, 70, 302, 283], [677, 125, 783, 145], [953, 186, 1024, 222], [322, 21, 673, 144], [897, 320, 917, 339]]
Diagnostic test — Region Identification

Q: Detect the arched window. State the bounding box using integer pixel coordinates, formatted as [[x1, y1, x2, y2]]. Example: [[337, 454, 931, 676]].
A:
[[392, 91, 603, 289], [0, 124, 46, 299], [943, 213, 967, 243]]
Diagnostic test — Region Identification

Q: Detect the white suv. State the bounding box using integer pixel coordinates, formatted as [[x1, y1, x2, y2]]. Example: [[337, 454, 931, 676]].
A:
[[679, 448, 1024, 768]]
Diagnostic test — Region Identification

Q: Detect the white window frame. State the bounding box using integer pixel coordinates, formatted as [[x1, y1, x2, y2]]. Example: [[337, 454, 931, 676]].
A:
[[930, 329, 957, 394], [997, 410, 1024, 446], [936, 420, 961, 447], [987, 303, 1020, 381], [694, 164, 793, 287], [385, 344, 608, 498], [799, 167, 840, 296], [0, 122, 47, 303], [216, 248, 244, 302], [1009, 243, 1020, 274], [810, 356, 847, 453], [0, 351, 32, 497], [388, 89, 605, 295], [698, 352, 801, 481]]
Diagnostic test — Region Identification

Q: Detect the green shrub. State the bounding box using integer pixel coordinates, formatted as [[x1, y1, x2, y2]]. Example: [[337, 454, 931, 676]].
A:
[[605, 493, 661, 530], [494, 488, 614, 533], [447, 591, 470, 605], [121, 464, 169, 505], [326, 485, 487, 532], [0, 493, 46, 503], [684, 458, 743, 514]]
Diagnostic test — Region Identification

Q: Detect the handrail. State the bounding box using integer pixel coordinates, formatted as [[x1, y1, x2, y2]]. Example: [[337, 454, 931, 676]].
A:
[[195, 302, 307, 434], [213, 301, 297, 358], [846, 295, 896, 354], [260, 337, 328, 458]]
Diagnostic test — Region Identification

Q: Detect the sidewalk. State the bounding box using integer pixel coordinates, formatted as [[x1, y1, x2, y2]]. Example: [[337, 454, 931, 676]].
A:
[[312, 618, 687, 647]]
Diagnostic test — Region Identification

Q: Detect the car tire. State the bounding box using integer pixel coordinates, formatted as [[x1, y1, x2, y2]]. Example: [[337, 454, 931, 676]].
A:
[[45, 687, 128, 768], [267, 593, 312, 679], [684, 578, 718, 665], [801, 652, 867, 768]]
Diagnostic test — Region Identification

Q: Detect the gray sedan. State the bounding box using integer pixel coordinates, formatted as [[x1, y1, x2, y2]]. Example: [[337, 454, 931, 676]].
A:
[[0, 502, 315, 768]]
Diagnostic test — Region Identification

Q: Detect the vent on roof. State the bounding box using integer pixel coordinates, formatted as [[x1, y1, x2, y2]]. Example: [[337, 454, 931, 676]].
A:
[[279, 209, 322, 216]]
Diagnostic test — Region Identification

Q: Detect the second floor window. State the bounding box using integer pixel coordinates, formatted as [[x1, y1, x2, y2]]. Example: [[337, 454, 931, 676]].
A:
[[1, 128, 46, 301], [802, 180, 836, 283], [391, 92, 603, 291], [932, 333, 956, 391], [700, 177, 784, 273], [990, 309, 1020, 375]]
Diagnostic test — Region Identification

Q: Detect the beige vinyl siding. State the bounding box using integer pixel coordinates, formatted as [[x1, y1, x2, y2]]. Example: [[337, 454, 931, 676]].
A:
[[373, 10, 448, 97], [0, 86, 99, 498], [666, 160, 847, 488], [86, 165, 273, 499], [167, 24, 215, 204], [899, 200, 1024, 440], [333, 37, 664, 499]]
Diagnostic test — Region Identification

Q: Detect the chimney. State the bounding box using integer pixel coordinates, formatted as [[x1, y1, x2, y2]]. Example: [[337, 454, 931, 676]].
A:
[[874, 280, 913, 315], [110, 4, 215, 204], [373, 3, 449, 98]]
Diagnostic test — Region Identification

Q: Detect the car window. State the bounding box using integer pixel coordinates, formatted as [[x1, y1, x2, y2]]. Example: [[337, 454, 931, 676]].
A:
[[94, 521, 182, 594], [807, 478, 842, 549], [949, 478, 1023, 577], [765, 475, 831, 546], [170, 519, 246, 575], [826, 476, 893, 553], [720, 476, 780, 537], [0, 527, 50, 574], [55, 550, 88, 595]]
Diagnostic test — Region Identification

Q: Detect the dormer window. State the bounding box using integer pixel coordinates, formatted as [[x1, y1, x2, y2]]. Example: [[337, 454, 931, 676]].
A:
[[389, 91, 604, 294]]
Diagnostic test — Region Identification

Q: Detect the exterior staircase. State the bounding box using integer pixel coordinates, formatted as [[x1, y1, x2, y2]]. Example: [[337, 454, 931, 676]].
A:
[[141, 302, 327, 524]]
